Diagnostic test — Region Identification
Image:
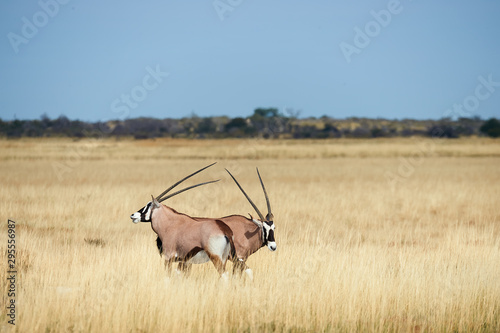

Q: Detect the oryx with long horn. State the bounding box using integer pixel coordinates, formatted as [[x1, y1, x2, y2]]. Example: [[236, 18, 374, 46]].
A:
[[130, 163, 235, 278], [194, 168, 276, 279]]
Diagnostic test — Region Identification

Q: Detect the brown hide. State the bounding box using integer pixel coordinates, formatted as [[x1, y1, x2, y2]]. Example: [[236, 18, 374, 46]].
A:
[[195, 215, 263, 260], [151, 205, 232, 261]]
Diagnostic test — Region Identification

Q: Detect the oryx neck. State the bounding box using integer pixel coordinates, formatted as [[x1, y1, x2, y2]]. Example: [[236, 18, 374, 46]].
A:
[[251, 218, 266, 246], [260, 224, 267, 247], [151, 205, 190, 230]]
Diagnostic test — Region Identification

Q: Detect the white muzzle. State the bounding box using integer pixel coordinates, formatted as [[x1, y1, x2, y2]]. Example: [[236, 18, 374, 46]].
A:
[[130, 212, 141, 224]]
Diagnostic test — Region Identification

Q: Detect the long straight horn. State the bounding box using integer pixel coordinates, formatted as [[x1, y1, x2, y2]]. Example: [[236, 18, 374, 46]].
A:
[[156, 162, 217, 200], [225, 169, 265, 222], [256, 167, 273, 221], [158, 179, 220, 203]]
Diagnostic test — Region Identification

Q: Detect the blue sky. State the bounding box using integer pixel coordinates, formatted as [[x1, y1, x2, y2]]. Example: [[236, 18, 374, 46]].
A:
[[0, 0, 499, 121]]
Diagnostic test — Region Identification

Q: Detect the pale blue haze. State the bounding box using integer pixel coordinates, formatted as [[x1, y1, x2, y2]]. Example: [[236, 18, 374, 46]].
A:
[[0, 0, 499, 121]]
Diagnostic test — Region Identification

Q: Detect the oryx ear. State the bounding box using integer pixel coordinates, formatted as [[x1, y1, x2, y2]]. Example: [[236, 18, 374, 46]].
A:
[[151, 195, 161, 209], [266, 213, 274, 222], [249, 215, 263, 228]]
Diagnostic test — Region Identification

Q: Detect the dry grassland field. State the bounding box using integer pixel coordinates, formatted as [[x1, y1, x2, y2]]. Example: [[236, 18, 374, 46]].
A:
[[1, 137, 500, 332]]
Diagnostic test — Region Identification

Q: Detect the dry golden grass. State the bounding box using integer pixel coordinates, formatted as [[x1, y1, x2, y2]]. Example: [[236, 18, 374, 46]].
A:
[[1, 137, 499, 162], [1, 138, 499, 332]]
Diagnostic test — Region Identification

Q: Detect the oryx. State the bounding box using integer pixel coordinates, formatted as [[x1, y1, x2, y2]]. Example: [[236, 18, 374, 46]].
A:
[[194, 168, 276, 279], [130, 163, 235, 278]]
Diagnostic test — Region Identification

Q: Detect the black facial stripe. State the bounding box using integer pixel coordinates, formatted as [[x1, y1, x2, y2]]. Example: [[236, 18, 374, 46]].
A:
[[262, 227, 267, 244], [140, 203, 152, 222], [267, 229, 275, 242]]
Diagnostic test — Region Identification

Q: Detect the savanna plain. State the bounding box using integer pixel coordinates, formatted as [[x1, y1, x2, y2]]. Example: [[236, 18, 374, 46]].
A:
[[1, 137, 500, 332]]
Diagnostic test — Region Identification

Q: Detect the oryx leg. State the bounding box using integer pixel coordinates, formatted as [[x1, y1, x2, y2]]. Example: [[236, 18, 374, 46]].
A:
[[207, 251, 230, 281], [177, 262, 192, 275], [207, 254, 226, 274], [233, 258, 253, 280], [163, 258, 176, 275], [232, 258, 247, 274], [206, 235, 231, 279]]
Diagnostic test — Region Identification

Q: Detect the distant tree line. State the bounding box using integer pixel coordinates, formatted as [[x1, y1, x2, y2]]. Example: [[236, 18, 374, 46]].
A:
[[1, 109, 499, 139]]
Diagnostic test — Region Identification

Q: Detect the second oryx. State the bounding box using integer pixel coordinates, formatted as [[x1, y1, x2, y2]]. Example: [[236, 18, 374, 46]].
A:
[[193, 168, 276, 279]]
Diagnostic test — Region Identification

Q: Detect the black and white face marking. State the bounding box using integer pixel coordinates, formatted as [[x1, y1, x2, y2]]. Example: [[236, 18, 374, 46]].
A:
[[263, 221, 276, 251], [130, 201, 153, 223]]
